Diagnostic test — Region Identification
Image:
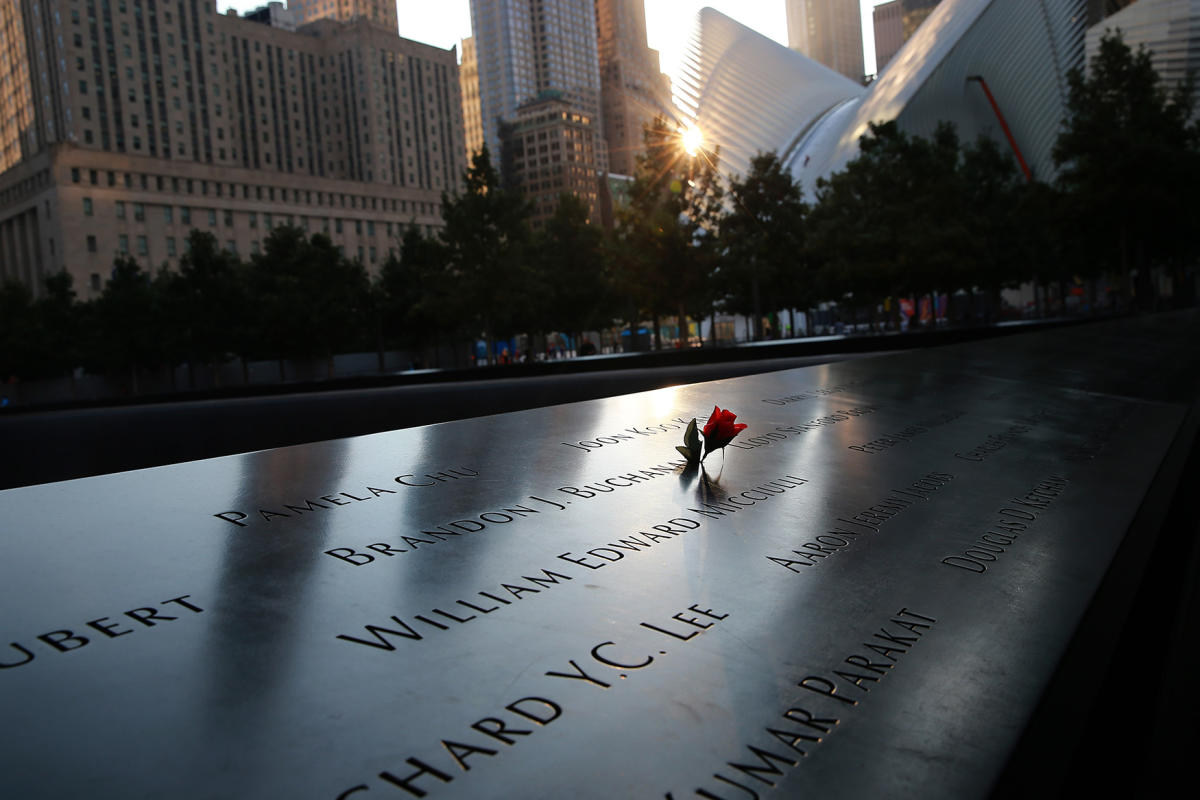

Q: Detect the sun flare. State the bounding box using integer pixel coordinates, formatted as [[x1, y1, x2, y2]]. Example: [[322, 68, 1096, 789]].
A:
[[681, 125, 703, 156]]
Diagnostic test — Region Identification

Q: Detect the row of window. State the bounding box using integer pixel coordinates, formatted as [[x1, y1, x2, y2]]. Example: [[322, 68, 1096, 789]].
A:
[[84, 233, 393, 266], [67, 168, 440, 216], [84, 197, 406, 238]]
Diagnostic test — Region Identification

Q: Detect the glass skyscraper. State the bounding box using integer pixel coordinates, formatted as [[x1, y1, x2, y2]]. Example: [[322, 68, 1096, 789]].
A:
[[468, 0, 603, 165]]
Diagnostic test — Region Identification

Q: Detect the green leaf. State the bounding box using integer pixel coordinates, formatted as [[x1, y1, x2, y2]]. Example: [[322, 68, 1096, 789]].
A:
[[684, 418, 700, 452]]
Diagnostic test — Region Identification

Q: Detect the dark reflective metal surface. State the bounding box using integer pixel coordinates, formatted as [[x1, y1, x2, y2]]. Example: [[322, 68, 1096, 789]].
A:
[[1, 313, 1197, 798]]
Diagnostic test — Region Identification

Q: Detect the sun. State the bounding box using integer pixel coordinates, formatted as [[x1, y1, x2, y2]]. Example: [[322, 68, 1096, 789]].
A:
[[681, 125, 703, 157]]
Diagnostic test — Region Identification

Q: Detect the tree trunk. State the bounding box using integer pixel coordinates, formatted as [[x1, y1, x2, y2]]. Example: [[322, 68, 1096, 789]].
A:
[[751, 275, 762, 341], [677, 304, 688, 349], [376, 317, 385, 374], [651, 314, 661, 351]]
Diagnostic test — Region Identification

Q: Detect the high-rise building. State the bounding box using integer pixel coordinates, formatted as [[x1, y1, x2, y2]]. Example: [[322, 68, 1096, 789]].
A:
[[501, 93, 603, 225], [469, 0, 604, 166], [785, 0, 865, 84], [1088, 0, 1139, 25], [244, 2, 297, 32], [873, 1, 944, 74], [290, 0, 398, 32], [460, 37, 484, 161], [594, 0, 674, 177], [901, 0, 941, 38], [873, 1, 904, 73], [0, 1, 463, 296]]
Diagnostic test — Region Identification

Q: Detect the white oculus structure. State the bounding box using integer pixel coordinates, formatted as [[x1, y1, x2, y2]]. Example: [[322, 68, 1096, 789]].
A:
[[675, 0, 1090, 189]]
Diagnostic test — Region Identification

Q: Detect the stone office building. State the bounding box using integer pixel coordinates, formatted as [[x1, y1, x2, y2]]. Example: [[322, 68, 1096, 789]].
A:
[[0, 0, 465, 298], [501, 92, 602, 226]]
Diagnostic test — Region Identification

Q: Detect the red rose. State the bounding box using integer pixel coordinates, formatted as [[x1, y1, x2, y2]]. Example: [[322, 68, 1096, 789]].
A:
[[701, 405, 747, 457]]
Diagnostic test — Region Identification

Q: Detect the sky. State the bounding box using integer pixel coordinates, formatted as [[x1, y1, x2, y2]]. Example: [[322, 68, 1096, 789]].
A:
[[216, 1, 886, 78]]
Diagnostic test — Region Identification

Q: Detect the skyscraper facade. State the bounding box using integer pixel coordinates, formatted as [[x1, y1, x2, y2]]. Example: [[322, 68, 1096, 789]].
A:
[[468, 0, 603, 165], [595, 0, 674, 177], [785, 0, 866, 84], [290, 0, 398, 31], [873, 1, 904, 73], [459, 37, 484, 161], [502, 93, 602, 224], [900, 0, 941, 38], [0, 1, 463, 296], [873, 1, 944, 74]]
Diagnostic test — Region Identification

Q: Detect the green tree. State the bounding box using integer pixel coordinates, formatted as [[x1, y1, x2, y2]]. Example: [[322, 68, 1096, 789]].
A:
[[534, 193, 614, 351], [439, 145, 533, 363], [376, 223, 455, 367], [720, 151, 809, 339], [244, 225, 371, 377], [0, 274, 84, 393], [85, 256, 169, 393], [959, 135, 1028, 321], [0, 281, 38, 385], [617, 116, 723, 348], [1053, 29, 1200, 308], [808, 121, 969, 329], [166, 230, 244, 386]]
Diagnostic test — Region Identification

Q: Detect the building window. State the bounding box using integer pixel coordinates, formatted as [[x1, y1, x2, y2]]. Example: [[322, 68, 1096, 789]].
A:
[[249, 212, 257, 228], [164, 207, 173, 223], [87, 236, 97, 253], [134, 203, 145, 222], [167, 237, 176, 257], [208, 209, 217, 226], [115, 202, 126, 220], [90, 273, 101, 291], [224, 210, 234, 227], [118, 235, 129, 253], [71, 168, 81, 183], [181, 207, 191, 225], [137, 236, 148, 256], [83, 198, 93, 216]]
